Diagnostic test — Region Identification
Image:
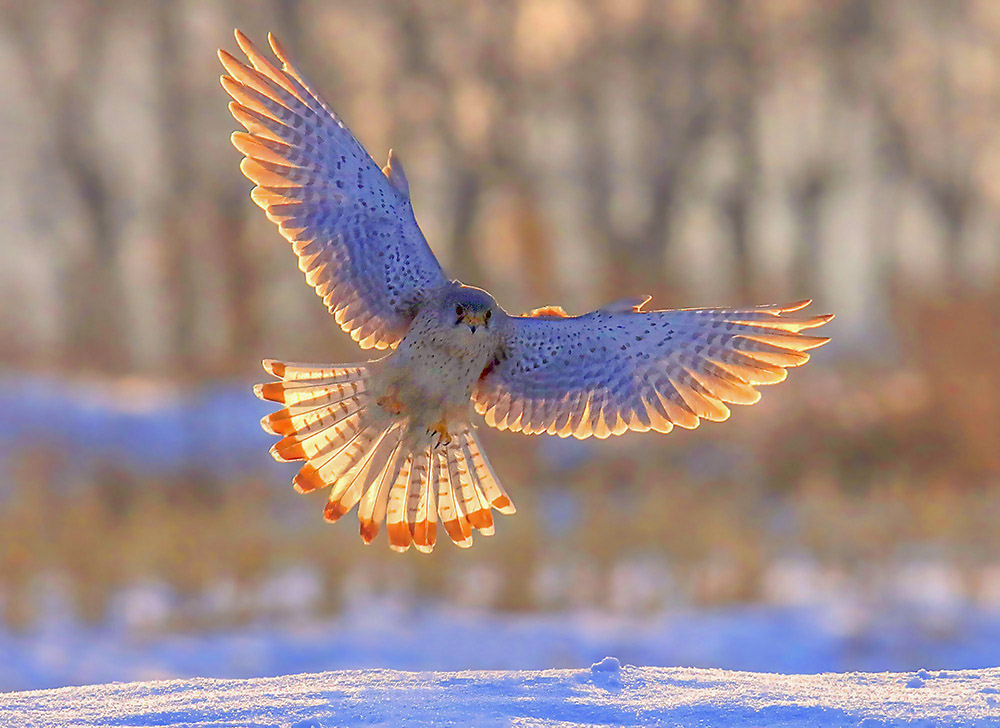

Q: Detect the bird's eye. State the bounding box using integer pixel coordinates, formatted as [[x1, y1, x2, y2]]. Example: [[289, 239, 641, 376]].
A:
[[485, 310, 492, 321], [455, 304, 464, 317]]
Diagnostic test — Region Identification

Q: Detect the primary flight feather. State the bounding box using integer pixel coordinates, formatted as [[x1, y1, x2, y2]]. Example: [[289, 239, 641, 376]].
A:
[[220, 30, 832, 553]]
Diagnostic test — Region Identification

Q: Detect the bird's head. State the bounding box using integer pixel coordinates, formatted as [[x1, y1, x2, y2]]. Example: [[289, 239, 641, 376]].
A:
[[441, 284, 498, 335]]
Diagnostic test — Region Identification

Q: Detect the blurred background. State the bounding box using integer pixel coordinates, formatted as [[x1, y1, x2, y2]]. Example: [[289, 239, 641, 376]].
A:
[[1, 0, 999, 691]]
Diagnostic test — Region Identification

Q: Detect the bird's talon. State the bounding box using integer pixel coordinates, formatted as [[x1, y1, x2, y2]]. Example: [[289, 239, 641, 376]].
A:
[[429, 420, 452, 449]]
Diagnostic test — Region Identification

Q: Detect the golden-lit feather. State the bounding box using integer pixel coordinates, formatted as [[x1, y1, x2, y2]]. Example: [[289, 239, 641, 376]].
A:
[[474, 300, 831, 440]]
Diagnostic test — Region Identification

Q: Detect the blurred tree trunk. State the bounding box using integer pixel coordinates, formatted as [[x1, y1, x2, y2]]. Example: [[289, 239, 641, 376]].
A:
[[718, 0, 758, 302], [7, 1, 125, 371], [152, 1, 197, 372]]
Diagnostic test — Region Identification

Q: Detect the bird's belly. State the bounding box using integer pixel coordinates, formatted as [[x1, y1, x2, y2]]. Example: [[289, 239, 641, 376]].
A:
[[372, 345, 487, 429]]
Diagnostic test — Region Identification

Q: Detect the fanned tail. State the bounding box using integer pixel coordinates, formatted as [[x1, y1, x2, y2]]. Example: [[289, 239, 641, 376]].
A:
[[255, 360, 515, 553], [382, 427, 516, 553]]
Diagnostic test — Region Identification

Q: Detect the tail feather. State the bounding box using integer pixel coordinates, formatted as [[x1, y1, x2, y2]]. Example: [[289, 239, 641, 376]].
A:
[[436, 451, 472, 548], [262, 359, 363, 381], [408, 448, 437, 553], [320, 426, 387, 514], [297, 424, 379, 496], [262, 391, 363, 436], [254, 378, 365, 407], [386, 450, 417, 552], [358, 430, 406, 543], [450, 438, 494, 535], [402, 450, 423, 532], [270, 409, 364, 462], [460, 430, 516, 514], [256, 358, 516, 552]]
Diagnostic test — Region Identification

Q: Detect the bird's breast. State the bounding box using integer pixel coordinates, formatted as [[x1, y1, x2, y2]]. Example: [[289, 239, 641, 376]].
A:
[[372, 327, 497, 428]]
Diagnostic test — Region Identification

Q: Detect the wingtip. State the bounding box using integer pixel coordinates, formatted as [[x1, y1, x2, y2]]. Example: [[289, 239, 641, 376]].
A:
[[798, 312, 835, 330], [219, 73, 242, 97], [267, 32, 287, 62], [234, 28, 251, 49], [783, 299, 813, 312]]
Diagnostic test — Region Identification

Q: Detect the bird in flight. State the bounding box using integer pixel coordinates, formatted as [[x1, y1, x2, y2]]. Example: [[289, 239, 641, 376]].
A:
[[219, 31, 832, 553]]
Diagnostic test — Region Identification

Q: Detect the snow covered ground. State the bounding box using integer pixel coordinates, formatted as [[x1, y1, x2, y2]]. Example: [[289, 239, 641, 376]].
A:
[[4, 660, 999, 727]]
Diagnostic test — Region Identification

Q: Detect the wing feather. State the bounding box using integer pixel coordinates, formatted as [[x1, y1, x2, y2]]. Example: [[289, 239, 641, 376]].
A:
[[475, 301, 832, 439], [220, 31, 448, 350]]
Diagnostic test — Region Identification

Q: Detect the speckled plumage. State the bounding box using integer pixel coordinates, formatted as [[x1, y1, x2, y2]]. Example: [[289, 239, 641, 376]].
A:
[[222, 31, 832, 552]]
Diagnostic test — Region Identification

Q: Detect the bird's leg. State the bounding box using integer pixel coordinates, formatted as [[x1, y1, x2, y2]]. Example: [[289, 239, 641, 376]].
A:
[[429, 417, 452, 449]]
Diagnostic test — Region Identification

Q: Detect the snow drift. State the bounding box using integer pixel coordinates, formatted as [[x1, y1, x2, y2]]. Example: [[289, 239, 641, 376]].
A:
[[4, 660, 999, 727]]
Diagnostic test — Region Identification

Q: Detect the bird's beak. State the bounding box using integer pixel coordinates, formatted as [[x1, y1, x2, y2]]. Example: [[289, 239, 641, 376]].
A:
[[466, 312, 487, 334]]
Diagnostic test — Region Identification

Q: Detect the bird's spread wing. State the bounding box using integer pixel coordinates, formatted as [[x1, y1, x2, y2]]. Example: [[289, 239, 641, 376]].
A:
[[220, 31, 448, 350], [474, 300, 832, 439]]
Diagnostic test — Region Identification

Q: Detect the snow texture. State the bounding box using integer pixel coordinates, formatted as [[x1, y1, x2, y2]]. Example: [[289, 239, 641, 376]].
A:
[[3, 662, 999, 727]]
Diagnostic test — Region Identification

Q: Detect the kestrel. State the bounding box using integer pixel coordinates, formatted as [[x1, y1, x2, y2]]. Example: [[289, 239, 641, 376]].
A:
[[220, 31, 832, 553]]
